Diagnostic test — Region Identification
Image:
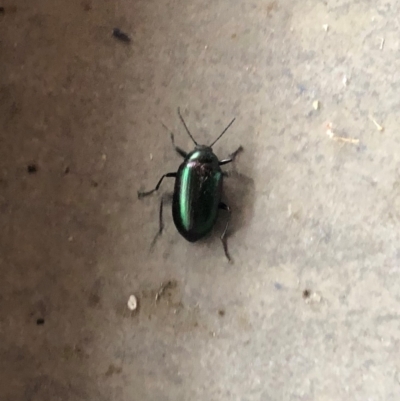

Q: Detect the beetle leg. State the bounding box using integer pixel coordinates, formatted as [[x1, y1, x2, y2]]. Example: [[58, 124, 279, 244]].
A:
[[138, 172, 176, 198], [219, 146, 243, 166], [170, 133, 188, 158], [218, 202, 232, 263]]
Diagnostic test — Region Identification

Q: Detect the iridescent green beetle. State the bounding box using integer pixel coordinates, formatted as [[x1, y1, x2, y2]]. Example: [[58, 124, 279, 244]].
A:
[[138, 108, 242, 262]]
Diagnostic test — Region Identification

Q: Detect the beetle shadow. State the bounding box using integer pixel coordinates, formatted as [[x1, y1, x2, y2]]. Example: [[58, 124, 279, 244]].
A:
[[222, 170, 255, 233]]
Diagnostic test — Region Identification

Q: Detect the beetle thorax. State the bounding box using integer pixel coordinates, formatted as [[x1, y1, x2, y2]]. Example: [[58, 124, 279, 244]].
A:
[[188, 147, 219, 165]]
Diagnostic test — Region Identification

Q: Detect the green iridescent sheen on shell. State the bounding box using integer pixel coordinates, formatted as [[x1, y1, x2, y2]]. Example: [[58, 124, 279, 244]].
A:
[[172, 149, 222, 242]]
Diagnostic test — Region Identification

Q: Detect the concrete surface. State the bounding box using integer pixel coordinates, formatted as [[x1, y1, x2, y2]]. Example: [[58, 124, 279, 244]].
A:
[[1, 0, 400, 400]]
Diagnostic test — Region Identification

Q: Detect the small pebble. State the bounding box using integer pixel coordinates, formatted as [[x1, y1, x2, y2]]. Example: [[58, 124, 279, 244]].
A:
[[127, 295, 138, 311], [303, 289, 322, 304]]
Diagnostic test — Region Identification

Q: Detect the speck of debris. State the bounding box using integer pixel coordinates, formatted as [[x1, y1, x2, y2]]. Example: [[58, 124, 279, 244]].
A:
[[36, 318, 45, 325], [369, 115, 384, 132], [27, 164, 38, 174], [274, 282, 283, 290], [312, 100, 319, 110], [379, 37, 385, 50], [303, 290, 322, 304], [127, 295, 138, 311], [322, 24, 329, 32], [0, 7, 5, 14], [112, 28, 131, 43], [64, 166, 70, 174], [218, 309, 225, 317], [91, 180, 99, 188]]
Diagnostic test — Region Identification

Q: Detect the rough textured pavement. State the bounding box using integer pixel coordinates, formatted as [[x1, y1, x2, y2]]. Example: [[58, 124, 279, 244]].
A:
[[1, 0, 400, 400]]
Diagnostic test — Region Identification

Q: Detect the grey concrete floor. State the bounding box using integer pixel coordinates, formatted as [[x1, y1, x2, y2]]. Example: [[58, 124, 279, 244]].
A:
[[1, 0, 400, 400]]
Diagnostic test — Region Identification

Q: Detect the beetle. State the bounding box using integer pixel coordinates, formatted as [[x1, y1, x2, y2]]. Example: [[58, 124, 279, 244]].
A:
[[138, 108, 243, 261]]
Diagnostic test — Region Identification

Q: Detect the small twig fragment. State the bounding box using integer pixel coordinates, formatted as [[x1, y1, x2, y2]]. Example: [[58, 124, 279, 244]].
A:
[[325, 122, 359, 144], [333, 136, 360, 144], [369, 115, 384, 131]]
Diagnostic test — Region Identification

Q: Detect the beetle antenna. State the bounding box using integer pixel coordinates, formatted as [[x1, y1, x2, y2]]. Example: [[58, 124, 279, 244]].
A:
[[209, 117, 236, 148], [177, 108, 198, 146]]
